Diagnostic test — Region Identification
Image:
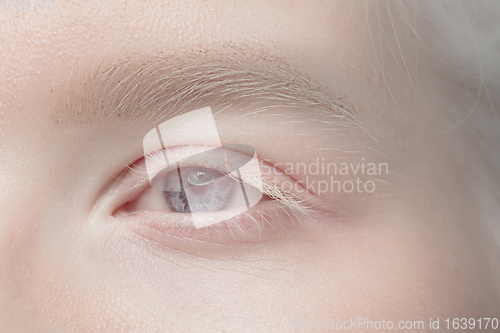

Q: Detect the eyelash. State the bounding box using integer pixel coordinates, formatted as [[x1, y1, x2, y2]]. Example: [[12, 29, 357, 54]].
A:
[[112, 148, 320, 244]]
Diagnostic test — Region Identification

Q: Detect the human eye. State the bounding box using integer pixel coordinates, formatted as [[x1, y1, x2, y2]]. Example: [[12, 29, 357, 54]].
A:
[[110, 144, 321, 247]]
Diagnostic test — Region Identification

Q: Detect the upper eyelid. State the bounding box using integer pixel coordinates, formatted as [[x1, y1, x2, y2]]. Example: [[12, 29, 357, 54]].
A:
[[144, 144, 259, 186]]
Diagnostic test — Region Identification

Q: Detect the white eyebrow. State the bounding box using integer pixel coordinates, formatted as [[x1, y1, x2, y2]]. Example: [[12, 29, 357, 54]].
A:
[[51, 42, 354, 127]]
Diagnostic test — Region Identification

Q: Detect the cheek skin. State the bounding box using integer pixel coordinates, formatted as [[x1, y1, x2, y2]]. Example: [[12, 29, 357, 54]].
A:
[[26, 213, 473, 332], [0, 201, 489, 333]]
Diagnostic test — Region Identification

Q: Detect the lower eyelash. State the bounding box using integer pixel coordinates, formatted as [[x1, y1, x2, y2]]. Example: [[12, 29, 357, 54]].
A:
[[118, 199, 315, 245]]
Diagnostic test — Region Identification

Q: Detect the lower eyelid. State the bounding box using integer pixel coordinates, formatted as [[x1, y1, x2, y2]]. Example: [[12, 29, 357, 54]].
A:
[[117, 200, 306, 246]]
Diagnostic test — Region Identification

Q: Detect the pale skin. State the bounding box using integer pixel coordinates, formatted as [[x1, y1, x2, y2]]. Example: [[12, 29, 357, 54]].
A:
[[0, 1, 498, 332]]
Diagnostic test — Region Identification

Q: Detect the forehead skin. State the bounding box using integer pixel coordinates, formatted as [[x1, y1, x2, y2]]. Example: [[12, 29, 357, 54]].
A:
[[0, 1, 499, 332]]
